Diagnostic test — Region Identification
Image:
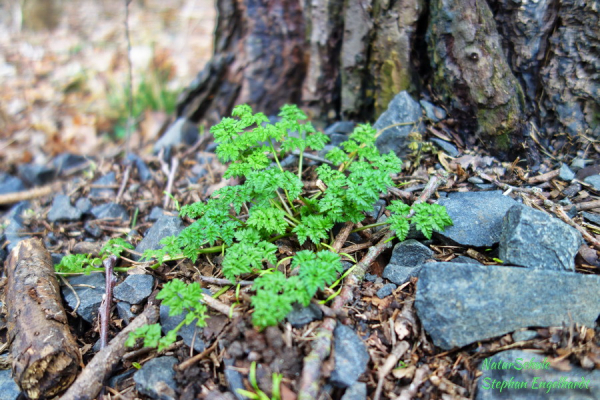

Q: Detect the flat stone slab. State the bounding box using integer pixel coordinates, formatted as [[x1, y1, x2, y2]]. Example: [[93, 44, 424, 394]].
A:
[[415, 263, 600, 349], [330, 323, 369, 388], [500, 205, 582, 271], [436, 191, 517, 247], [476, 350, 600, 399]]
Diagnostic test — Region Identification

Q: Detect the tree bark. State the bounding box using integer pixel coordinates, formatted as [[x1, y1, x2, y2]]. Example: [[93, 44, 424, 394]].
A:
[[5, 238, 81, 400], [176, 0, 599, 159]]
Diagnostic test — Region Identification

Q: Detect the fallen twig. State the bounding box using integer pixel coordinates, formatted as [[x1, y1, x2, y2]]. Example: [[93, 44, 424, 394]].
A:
[[61, 305, 159, 400], [394, 364, 431, 400], [99, 256, 117, 349], [552, 205, 600, 249], [527, 168, 559, 184], [115, 163, 132, 204], [202, 293, 241, 318], [176, 329, 227, 371], [163, 156, 180, 209], [0, 184, 57, 205], [374, 341, 410, 400]]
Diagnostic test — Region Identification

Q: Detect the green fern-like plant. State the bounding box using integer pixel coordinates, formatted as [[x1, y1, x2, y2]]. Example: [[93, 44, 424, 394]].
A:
[[129, 104, 452, 348]]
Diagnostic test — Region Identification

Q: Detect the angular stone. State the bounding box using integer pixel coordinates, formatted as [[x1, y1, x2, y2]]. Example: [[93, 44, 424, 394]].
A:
[[476, 350, 600, 400], [330, 324, 369, 388], [415, 263, 600, 349], [224, 358, 245, 400], [0, 173, 25, 195], [2, 201, 31, 252], [286, 303, 323, 328], [47, 195, 82, 222], [62, 273, 106, 323], [382, 264, 422, 285], [437, 191, 518, 247], [134, 356, 178, 400], [116, 302, 136, 325], [126, 153, 152, 182], [90, 202, 129, 221], [374, 91, 425, 159], [147, 207, 166, 222], [154, 118, 198, 154], [430, 138, 459, 157], [90, 172, 116, 198], [325, 121, 355, 136], [18, 163, 55, 186], [389, 239, 433, 266], [582, 212, 600, 226], [75, 197, 92, 214], [134, 215, 184, 260], [0, 369, 21, 400], [499, 205, 582, 271], [559, 163, 575, 181], [376, 283, 397, 299], [53, 153, 88, 174], [419, 100, 447, 122], [450, 255, 482, 265], [113, 274, 154, 304], [341, 382, 367, 400], [584, 175, 600, 191], [160, 305, 205, 353]]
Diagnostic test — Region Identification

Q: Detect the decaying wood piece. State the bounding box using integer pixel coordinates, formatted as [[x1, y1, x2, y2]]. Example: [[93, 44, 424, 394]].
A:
[[427, 0, 525, 158], [60, 305, 159, 400], [5, 238, 81, 399]]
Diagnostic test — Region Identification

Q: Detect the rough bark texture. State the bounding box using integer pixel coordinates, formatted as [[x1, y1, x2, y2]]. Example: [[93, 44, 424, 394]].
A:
[[427, 0, 525, 157], [177, 0, 307, 126], [5, 238, 81, 400], [177, 0, 599, 158]]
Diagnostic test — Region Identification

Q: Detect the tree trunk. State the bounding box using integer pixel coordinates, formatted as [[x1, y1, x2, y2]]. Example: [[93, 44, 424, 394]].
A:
[[176, 0, 599, 159]]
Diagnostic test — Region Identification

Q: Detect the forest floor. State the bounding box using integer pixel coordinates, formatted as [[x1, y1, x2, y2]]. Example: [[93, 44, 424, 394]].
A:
[[1, 2, 600, 400]]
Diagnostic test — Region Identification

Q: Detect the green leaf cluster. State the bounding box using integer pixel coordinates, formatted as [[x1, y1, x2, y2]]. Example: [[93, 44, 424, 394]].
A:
[[127, 279, 207, 351], [55, 237, 133, 274], [135, 104, 452, 332]]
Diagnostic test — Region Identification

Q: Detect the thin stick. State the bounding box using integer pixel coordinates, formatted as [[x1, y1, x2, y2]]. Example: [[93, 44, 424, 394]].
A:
[[60, 305, 159, 400], [202, 293, 241, 318], [0, 184, 55, 205], [99, 256, 117, 349], [553, 205, 600, 249], [199, 276, 254, 286], [331, 222, 354, 253], [374, 341, 410, 400], [115, 164, 132, 205], [176, 329, 227, 371], [527, 169, 560, 184], [163, 157, 179, 209]]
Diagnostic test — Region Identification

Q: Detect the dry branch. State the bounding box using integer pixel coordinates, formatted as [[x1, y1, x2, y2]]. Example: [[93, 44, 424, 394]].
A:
[[60, 305, 159, 400], [5, 238, 82, 399]]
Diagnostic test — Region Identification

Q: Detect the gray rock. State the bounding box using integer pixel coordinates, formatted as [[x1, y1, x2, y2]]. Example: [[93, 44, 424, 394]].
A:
[[382, 240, 434, 285], [584, 175, 600, 191], [62, 273, 106, 323], [570, 158, 589, 172], [341, 382, 367, 400], [325, 121, 356, 136], [512, 330, 538, 342], [468, 176, 484, 184], [134, 356, 178, 400], [154, 118, 199, 154], [84, 220, 103, 237], [47, 195, 82, 222], [330, 324, 369, 388], [499, 205, 582, 271], [0, 370, 21, 400], [90, 202, 129, 221], [126, 153, 152, 182], [582, 212, 600, 226], [430, 138, 459, 157], [476, 350, 600, 400], [364, 273, 378, 282], [382, 264, 422, 285], [160, 304, 205, 352], [53, 153, 88, 174], [114, 274, 154, 304], [329, 133, 349, 147], [367, 199, 387, 220], [376, 283, 397, 299], [415, 263, 600, 349], [389, 239, 433, 266], [224, 358, 245, 400], [75, 197, 92, 214], [0, 173, 25, 195], [90, 172, 116, 198], [134, 216, 184, 260], [474, 184, 496, 190], [437, 191, 518, 247], [374, 91, 425, 159], [2, 201, 31, 252], [116, 301, 136, 325], [18, 163, 55, 186], [419, 100, 447, 122], [451, 255, 482, 265], [147, 207, 167, 222], [286, 303, 323, 328], [559, 164, 576, 181]]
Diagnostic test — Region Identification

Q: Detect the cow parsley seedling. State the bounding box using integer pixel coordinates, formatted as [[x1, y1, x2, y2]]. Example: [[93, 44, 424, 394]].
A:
[[129, 104, 452, 349]]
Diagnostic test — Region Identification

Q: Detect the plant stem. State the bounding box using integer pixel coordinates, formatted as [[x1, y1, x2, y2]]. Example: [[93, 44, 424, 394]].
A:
[[297, 148, 304, 180], [351, 221, 390, 233]]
